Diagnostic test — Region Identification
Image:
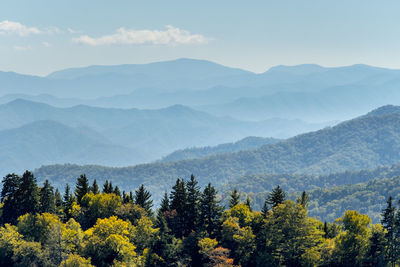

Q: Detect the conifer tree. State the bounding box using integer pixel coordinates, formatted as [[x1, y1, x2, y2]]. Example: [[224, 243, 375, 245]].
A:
[[381, 196, 396, 267], [54, 189, 63, 215], [297, 191, 309, 208], [74, 174, 89, 204], [39, 180, 55, 213], [267, 185, 286, 208], [114, 186, 121, 197], [1, 173, 21, 223], [16, 171, 39, 216], [186, 175, 201, 234], [90, 179, 99, 194], [261, 199, 269, 218], [229, 188, 240, 208], [245, 196, 252, 212], [102, 180, 113, 193], [134, 184, 153, 216], [63, 184, 73, 219], [169, 178, 188, 237], [199, 183, 222, 238]]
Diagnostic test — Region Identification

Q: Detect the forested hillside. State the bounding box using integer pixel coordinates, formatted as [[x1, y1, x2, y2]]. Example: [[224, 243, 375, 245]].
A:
[[160, 136, 280, 162], [2, 171, 400, 266], [35, 106, 400, 199]]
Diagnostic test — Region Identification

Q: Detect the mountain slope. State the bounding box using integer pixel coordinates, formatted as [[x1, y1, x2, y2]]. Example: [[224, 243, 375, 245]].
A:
[[160, 136, 280, 162], [0, 120, 144, 175], [0, 99, 329, 159], [34, 105, 400, 198]]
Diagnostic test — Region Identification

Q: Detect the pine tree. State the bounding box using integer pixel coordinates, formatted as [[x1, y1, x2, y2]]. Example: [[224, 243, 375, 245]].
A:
[[229, 188, 240, 208], [39, 180, 56, 213], [267, 185, 286, 208], [63, 184, 73, 220], [186, 175, 201, 234], [199, 183, 222, 238], [74, 174, 89, 204], [134, 184, 153, 216], [54, 189, 63, 215], [113, 186, 121, 197], [16, 171, 39, 216], [381, 196, 396, 267], [245, 196, 252, 212], [261, 199, 269, 218], [297, 191, 309, 208], [90, 179, 99, 194], [169, 178, 188, 237], [1, 173, 21, 223], [102, 180, 113, 193]]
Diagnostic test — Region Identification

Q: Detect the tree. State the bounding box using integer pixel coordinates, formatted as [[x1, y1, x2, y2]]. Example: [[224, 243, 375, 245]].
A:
[[199, 183, 222, 238], [1, 174, 21, 223], [90, 180, 99, 195], [333, 210, 371, 266], [245, 196, 252, 212], [186, 175, 200, 234], [266, 185, 285, 208], [134, 184, 153, 216], [74, 174, 89, 204], [102, 180, 113, 194], [229, 189, 240, 208], [297, 191, 309, 208], [260, 201, 324, 266], [365, 224, 386, 267], [16, 171, 39, 216], [39, 180, 56, 214], [63, 184, 74, 220], [169, 179, 188, 237], [381, 196, 396, 267], [113, 186, 121, 197], [261, 200, 269, 218]]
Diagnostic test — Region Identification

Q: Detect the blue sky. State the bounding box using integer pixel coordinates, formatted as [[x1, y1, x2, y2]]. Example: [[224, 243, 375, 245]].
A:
[[1, 0, 400, 75]]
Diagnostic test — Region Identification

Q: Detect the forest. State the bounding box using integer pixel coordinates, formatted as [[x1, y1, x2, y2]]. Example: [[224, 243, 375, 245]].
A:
[[1, 171, 400, 266]]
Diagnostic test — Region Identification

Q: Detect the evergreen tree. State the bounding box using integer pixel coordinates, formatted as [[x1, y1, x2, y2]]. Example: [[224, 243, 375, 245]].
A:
[[169, 178, 188, 237], [229, 188, 240, 208], [1, 173, 21, 223], [113, 186, 121, 197], [74, 174, 89, 204], [261, 199, 269, 218], [245, 196, 252, 212], [134, 184, 153, 216], [63, 184, 73, 220], [54, 189, 63, 216], [16, 171, 39, 216], [39, 180, 55, 213], [381, 196, 396, 267], [102, 180, 113, 193], [199, 183, 222, 238], [297, 191, 309, 208], [156, 192, 170, 227], [267, 185, 286, 208], [186, 175, 200, 234], [90, 179, 99, 194]]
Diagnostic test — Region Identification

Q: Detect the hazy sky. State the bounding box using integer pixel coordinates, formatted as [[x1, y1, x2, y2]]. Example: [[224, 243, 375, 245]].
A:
[[1, 0, 400, 76]]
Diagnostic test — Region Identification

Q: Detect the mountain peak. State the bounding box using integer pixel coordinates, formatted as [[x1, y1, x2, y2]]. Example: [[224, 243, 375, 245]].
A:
[[366, 105, 400, 117]]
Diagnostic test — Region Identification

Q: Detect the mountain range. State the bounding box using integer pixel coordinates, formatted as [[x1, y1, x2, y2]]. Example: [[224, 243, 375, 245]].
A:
[[33, 105, 400, 200], [3, 59, 400, 122]]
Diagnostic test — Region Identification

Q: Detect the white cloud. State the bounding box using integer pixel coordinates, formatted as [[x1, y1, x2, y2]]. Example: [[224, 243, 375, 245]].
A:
[[0, 20, 41, 36], [67, 28, 81, 34], [13, 45, 32, 51], [42, 42, 51, 47], [73, 25, 209, 46]]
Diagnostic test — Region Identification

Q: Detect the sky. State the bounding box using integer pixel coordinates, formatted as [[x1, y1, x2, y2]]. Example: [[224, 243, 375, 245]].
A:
[[1, 0, 400, 76]]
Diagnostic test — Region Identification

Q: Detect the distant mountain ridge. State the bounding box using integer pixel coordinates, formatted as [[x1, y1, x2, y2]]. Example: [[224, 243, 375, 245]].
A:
[[160, 136, 281, 162], [34, 105, 400, 199]]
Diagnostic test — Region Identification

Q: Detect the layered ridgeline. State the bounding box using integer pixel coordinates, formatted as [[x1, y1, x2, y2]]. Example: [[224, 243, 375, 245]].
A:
[[160, 136, 280, 162], [221, 164, 400, 222], [0, 99, 328, 175], [2, 59, 400, 121], [35, 105, 400, 199]]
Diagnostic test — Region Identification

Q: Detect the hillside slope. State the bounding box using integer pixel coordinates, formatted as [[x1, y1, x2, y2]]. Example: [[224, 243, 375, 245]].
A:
[[34, 105, 400, 198]]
